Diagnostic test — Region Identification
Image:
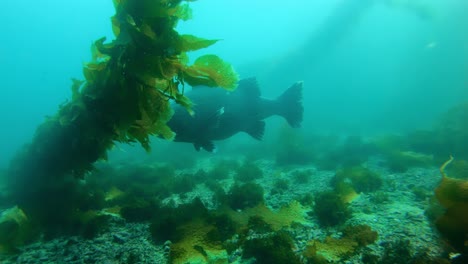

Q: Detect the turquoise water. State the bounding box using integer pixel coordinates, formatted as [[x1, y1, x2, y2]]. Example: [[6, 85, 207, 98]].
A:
[[0, 1, 467, 263], [0, 0, 467, 166]]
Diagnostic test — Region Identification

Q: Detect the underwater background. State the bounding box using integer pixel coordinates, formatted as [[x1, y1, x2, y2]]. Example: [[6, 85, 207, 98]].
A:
[[1, 0, 468, 263], [1, 0, 468, 165]]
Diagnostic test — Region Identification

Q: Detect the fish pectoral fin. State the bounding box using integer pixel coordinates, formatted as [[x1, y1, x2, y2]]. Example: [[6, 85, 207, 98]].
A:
[[245, 120, 265, 140], [194, 140, 216, 152]]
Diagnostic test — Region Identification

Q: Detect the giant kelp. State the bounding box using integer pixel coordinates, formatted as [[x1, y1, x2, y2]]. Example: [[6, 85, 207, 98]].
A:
[[6, 0, 237, 234], [434, 156, 468, 253]]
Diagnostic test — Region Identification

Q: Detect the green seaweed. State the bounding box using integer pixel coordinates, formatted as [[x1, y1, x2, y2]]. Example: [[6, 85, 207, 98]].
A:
[[234, 160, 263, 182], [205, 213, 237, 243], [207, 159, 239, 180], [243, 232, 302, 264], [291, 169, 313, 184], [314, 191, 352, 227], [7, 0, 238, 235], [342, 224, 378, 247], [226, 182, 265, 210], [271, 178, 290, 195], [149, 198, 209, 243]]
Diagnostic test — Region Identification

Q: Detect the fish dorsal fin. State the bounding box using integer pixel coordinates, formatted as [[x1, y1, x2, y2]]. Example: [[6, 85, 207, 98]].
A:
[[235, 77, 261, 98], [245, 120, 265, 140]]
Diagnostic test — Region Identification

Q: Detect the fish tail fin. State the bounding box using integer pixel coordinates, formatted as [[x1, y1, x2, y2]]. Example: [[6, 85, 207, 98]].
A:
[[277, 81, 303, 128]]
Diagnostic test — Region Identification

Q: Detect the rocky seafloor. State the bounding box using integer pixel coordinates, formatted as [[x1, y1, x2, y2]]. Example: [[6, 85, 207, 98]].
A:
[[0, 154, 464, 264]]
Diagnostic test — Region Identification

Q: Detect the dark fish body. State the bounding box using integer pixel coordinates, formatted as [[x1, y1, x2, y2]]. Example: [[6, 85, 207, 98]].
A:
[[167, 78, 303, 151]]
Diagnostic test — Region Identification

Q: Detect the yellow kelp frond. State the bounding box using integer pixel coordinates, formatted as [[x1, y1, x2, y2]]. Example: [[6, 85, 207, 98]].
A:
[[170, 219, 228, 264], [125, 86, 176, 151], [440, 155, 454, 179], [91, 37, 113, 60], [172, 3, 193, 21], [184, 54, 239, 90], [111, 16, 121, 37], [435, 156, 468, 209], [82, 38, 113, 85], [7, 0, 238, 241], [174, 93, 195, 115], [77, 0, 235, 153], [139, 22, 157, 39], [226, 201, 308, 231], [335, 182, 359, 204], [112, 0, 126, 9], [115, 0, 193, 21], [0, 206, 32, 253], [142, 87, 176, 141], [434, 156, 468, 252], [83, 62, 108, 85], [70, 78, 85, 101], [179, 34, 219, 52]]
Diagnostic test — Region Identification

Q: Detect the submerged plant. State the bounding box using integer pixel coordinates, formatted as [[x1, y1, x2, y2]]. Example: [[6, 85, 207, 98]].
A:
[[226, 182, 265, 210], [271, 178, 290, 195], [342, 224, 378, 247], [0, 207, 34, 253], [314, 191, 352, 227], [434, 156, 468, 253], [7, 0, 238, 234], [243, 231, 302, 264], [303, 224, 377, 263], [234, 160, 263, 182], [331, 166, 383, 194], [291, 169, 313, 184]]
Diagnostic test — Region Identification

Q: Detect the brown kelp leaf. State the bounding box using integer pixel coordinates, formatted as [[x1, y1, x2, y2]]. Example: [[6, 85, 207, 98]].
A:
[[184, 54, 239, 90], [91, 37, 112, 60], [172, 3, 193, 21], [83, 61, 108, 84], [112, 0, 125, 9], [179, 35, 219, 52], [174, 93, 194, 116], [226, 201, 307, 231], [111, 16, 121, 37], [117, 0, 192, 20], [70, 78, 84, 101], [435, 156, 468, 209], [335, 182, 359, 204], [140, 22, 156, 39]]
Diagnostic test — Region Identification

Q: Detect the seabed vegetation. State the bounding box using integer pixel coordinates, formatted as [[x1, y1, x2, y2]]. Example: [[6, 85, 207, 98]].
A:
[[0, 0, 467, 263]]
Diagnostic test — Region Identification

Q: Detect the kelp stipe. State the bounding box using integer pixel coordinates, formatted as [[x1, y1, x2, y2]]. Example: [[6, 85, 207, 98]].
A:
[[434, 156, 468, 253], [5, 0, 238, 238]]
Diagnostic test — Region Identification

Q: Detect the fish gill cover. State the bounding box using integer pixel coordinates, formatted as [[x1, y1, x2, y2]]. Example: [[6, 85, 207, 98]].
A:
[[6, 0, 238, 231]]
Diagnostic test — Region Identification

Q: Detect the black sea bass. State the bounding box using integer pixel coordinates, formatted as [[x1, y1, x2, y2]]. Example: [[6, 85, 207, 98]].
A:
[[168, 78, 303, 151]]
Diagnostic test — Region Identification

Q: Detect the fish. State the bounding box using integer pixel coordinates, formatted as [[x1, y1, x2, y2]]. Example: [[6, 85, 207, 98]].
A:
[[167, 77, 303, 152]]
